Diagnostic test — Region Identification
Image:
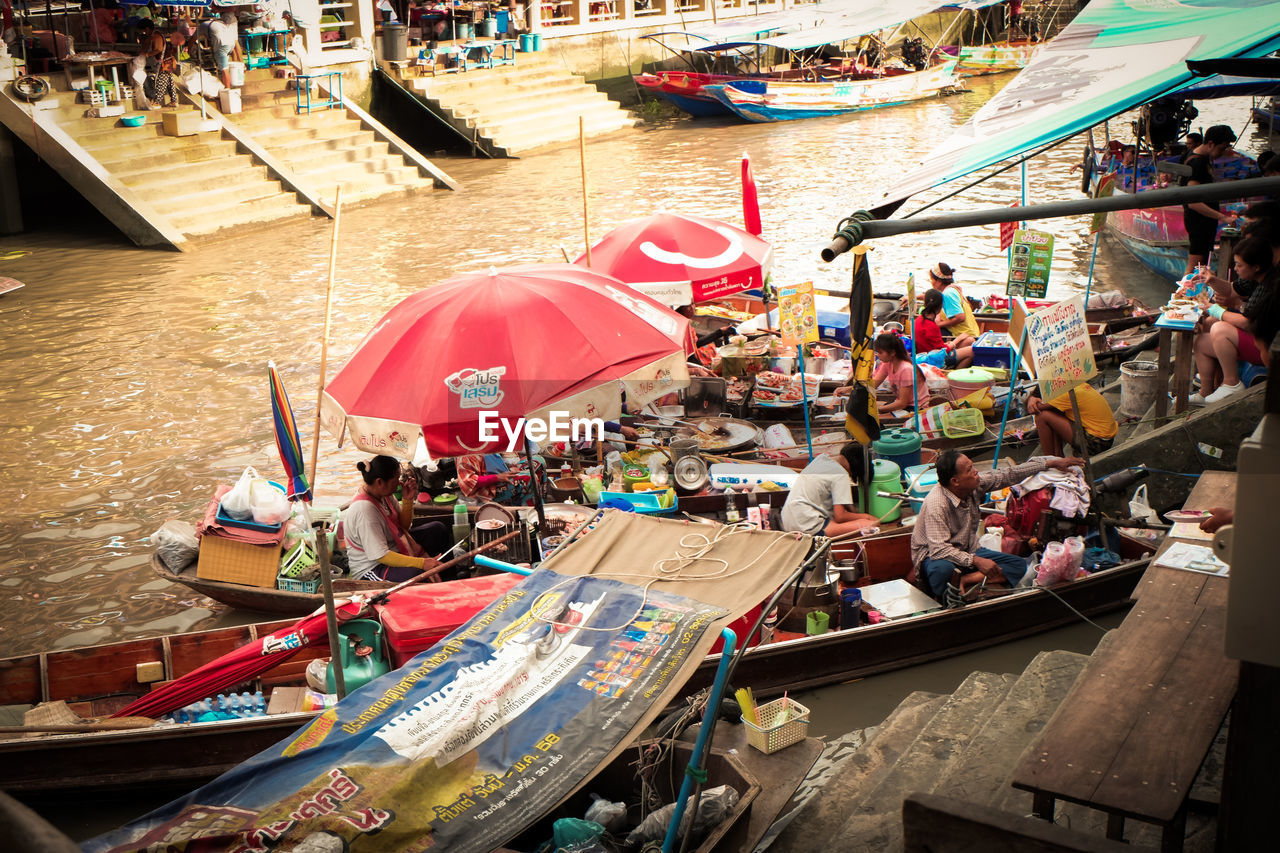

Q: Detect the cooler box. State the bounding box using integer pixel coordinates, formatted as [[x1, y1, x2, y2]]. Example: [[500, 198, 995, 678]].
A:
[[765, 307, 851, 347], [972, 331, 1014, 369], [376, 573, 523, 667]]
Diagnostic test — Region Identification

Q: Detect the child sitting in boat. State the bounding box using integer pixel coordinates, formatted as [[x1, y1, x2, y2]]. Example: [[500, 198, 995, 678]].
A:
[[914, 289, 974, 369], [780, 441, 881, 538]]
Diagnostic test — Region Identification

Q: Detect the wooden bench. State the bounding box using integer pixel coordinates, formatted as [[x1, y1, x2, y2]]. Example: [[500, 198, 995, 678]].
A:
[[1011, 471, 1238, 853]]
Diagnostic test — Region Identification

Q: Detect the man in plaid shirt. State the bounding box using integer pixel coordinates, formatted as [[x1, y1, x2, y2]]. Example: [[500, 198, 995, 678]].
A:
[[911, 449, 1083, 600]]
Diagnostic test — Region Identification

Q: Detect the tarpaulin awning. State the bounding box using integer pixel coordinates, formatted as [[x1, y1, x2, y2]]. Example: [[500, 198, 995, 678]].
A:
[[695, 0, 952, 52], [871, 0, 1280, 218], [86, 513, 812, 853]]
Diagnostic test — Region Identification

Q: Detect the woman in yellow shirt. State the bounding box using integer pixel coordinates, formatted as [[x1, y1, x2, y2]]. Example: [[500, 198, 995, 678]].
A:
[[929, 262, 982, 340], [1027, 383, 1119, 456]]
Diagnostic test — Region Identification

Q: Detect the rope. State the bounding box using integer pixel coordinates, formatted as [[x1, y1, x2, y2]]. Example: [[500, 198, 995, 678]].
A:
[[526, 522, 806, 633], [683, 765, 708, 783]]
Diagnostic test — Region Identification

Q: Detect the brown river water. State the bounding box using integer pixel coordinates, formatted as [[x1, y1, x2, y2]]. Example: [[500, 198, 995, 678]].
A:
[[0, 77, 1257, 661]]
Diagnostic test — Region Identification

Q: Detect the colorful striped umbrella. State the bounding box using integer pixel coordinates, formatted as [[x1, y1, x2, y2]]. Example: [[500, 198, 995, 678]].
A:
[[269, 361, 312, 502]]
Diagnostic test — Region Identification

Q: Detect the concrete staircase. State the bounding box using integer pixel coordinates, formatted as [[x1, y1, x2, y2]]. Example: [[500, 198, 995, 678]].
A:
[[765, 648, 1224, 853], [389, 55, 640, 157], [232, 70, 435, 206], [35, 77, 309, 239]]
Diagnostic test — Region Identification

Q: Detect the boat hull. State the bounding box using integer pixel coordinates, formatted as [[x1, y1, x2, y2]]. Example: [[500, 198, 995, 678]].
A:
[[956, 42, 1040, 76], [1105, 207, 1189, 283], [708, 61, 960, 123]]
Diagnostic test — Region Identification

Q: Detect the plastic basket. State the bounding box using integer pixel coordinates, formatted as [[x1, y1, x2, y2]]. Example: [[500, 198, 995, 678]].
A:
[[598, 490, 677, 514], [742, 697, 810, 754], [276, 573, 320, 593], [279, 537, 318, 578], [941, 407, 986, 439]]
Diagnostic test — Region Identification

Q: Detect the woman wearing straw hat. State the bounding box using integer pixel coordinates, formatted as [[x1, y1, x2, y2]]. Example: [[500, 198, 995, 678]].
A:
[[928, 262, 982, 341]]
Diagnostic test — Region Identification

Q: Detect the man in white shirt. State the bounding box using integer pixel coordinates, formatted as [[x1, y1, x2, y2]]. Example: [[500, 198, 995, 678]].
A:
[[206, 11, 240, 89]]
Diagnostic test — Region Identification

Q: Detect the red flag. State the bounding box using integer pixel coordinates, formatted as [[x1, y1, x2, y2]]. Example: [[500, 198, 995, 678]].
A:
[[999, 202, 1019, 251], [742, 152, 762, 236]]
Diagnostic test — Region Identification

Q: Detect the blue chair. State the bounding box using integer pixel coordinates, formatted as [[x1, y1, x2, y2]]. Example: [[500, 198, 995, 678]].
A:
[[1241, 362, 1268, 388]]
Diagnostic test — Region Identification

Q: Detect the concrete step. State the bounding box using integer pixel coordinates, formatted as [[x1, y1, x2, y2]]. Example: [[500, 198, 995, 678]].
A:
[[268, 135, 393, 164], [79, 129, 227, 165], [419, 66, 582, 97], [934, 651, 1089, 810], [96, 138, 242, 170], [428, 75, 596, 108], [242, 122, 372, 150], [768, 691, 948, 853], [452, 87, 618, 124], [123, 161, 274, 196], [475, 100, 634, 139], [831, 671, 1017, 852], [70, 110, 207, 145], [240, 75, 293, 96], [496, 113, 638, 156], [146, 180, 292, 217], [290, 153, 413, 181], [230, 109, 356, 137], [173, 191, 313, 236], [236, 101, 349, 121]]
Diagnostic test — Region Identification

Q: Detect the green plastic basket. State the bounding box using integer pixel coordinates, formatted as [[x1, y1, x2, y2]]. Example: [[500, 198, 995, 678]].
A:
[[941, 407, 985, 439]]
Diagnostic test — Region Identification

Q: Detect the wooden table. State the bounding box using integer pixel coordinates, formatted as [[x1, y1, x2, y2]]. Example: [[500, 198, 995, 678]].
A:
[[1011, 471, 1237, 853], [1154, 313, 1197, 419], [61, 51, 134, 95]]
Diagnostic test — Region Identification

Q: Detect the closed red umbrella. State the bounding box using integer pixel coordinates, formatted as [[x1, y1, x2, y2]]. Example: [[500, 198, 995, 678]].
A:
[[577, 212, 773, 306], [319, 264, 692, 458], [110, 600, 364, 720]]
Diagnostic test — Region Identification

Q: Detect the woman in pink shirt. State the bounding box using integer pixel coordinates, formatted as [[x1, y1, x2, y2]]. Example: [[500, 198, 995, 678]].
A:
[[872, 333, 929, 414]]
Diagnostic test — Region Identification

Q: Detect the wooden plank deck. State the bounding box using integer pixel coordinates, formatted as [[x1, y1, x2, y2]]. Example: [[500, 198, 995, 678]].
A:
[[1011, 472, 1237, 853]]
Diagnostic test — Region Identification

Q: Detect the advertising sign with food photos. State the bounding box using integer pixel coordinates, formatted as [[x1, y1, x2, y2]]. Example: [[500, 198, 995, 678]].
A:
[[778, 281, 819, 346]]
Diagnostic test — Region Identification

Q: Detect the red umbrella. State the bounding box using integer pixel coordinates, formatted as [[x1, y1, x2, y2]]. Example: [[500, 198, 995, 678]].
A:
[[111, 600, 364, 720], [319, 264, 692, 458], [576, 212, 773, 306]]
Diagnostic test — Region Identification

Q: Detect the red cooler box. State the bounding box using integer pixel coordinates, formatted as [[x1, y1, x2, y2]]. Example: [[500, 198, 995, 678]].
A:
[[376, 574, 524, 667]]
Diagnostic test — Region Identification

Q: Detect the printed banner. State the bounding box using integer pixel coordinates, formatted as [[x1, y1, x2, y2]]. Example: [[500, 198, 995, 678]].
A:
[[88, 570, 727, 853], [1000, 203, 1020, 251], [777, 280, 819, 345], [1006, 229, 1054, 299], [1023, 295, 1098, 400]]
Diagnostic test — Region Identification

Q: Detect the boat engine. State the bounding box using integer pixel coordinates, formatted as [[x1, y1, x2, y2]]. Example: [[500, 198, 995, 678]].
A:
[[901, 37, 928, 72], [1138, 98, 1198, 151]]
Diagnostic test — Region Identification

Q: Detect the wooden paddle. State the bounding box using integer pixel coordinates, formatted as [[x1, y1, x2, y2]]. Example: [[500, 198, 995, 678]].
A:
[[1, 717, 157, 734]]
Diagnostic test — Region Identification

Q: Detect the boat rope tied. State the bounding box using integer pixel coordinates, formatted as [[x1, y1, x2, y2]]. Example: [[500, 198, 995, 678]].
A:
[[832, 210, 875, 248], [684, 766, 709, 784]]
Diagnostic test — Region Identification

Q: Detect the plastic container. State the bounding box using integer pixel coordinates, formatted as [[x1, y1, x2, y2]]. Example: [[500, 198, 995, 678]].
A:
[[598, 490, 676, 514], [872, 427, 922, 472], [375, 574, 523, 666], [531, 32, 542, 51], [215, 502, 283, 533], [1118, 359, 1160, 419], [120, 114, 146, 127], [805, 610, 829, 635], [519, 32, 533, 52], [946, 367, 996, 403], [452, 502, 470, 545], [742, 697, 811, 754], [855, 459, 903, 522], [840, 587, 862, 629], [904, 463, 938, 509], [709, 462, 800, 491], [1065, 536, 1085, 571], [227, 60, 245, 87], [941, 407, 986, 439], [476, 18, 496, 38], [382, 22, 408, 61], [972, 331, 1014, 369], [496, 9, 510, 33]]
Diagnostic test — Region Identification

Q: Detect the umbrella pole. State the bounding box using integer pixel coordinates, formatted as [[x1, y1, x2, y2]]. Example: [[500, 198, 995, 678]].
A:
[[579, 116, 591, 267], [310, 187, 343, 489], [315, 531, 347, 700], [525, 438, 547, 532]]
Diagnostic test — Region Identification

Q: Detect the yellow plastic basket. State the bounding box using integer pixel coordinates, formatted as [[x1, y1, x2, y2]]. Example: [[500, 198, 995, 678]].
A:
[[742, 697, 810, 754], [941, 406, 986, 439]]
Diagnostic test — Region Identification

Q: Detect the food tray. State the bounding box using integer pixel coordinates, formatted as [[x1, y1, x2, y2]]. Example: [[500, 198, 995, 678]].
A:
[[941, 407, 985, 439], [742, 697, 811, 754]]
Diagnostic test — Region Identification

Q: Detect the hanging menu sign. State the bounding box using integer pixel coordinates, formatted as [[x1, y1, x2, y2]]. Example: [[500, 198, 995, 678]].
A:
[[1023, 295, 1097, 400], [777, 280, 818, 345], [1006, 229, 1054, 298]]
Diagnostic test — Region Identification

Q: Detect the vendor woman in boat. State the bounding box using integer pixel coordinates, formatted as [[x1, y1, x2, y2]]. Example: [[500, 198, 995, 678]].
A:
[[780, 441, 881, 537], [342, 456, 448, 583], [866, 333, 929, 414], [929, 262, 982, 341], [457, 451, 547, 505]]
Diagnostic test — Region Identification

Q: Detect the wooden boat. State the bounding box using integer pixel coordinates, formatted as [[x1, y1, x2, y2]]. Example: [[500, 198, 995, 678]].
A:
[[1, 521, 1153, 797], [954, 40, 1041, 76], [152, 554, 393, 615], [707, 60, 961, 123]]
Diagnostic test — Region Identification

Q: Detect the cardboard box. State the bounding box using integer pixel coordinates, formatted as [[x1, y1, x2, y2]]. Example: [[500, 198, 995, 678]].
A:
[[266, 686, 307, 715], [162, 109, 202, 137], [196, 534, 282, 587]]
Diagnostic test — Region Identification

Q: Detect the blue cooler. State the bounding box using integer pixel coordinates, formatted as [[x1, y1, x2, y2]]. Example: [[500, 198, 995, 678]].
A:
[[904, 464, 938, 510], [872, 428, 922, 474]]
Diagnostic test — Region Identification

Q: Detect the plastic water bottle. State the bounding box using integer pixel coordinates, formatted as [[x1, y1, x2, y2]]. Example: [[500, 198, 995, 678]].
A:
[[229, 694, 242, 717], [254, 690, 266, 716], [452, 502, 470, 546], [215, 693, 228, 713], [724, 490, 740, 523]]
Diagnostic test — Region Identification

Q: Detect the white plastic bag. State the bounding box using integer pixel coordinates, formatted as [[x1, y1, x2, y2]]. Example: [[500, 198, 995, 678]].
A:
[[1128, 484, 1158, 524], [977, 526, 1003, 551], [153, 520, 199, 570], [220, 466, 259, 520], [251, 480, 291, 525]]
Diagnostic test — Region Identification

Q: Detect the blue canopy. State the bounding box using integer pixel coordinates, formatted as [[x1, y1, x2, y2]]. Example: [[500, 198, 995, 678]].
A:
[[871, 0, 1280, 217]]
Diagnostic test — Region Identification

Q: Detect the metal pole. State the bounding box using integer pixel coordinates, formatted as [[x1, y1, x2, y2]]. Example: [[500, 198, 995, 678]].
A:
[[315, 532, 347, 700], [579, 116, 591, 266], [991, 326, 1028, 471], [310, 187, 343, 489], [822, 176, 1280, 260], [798, 348, 813, 459]]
